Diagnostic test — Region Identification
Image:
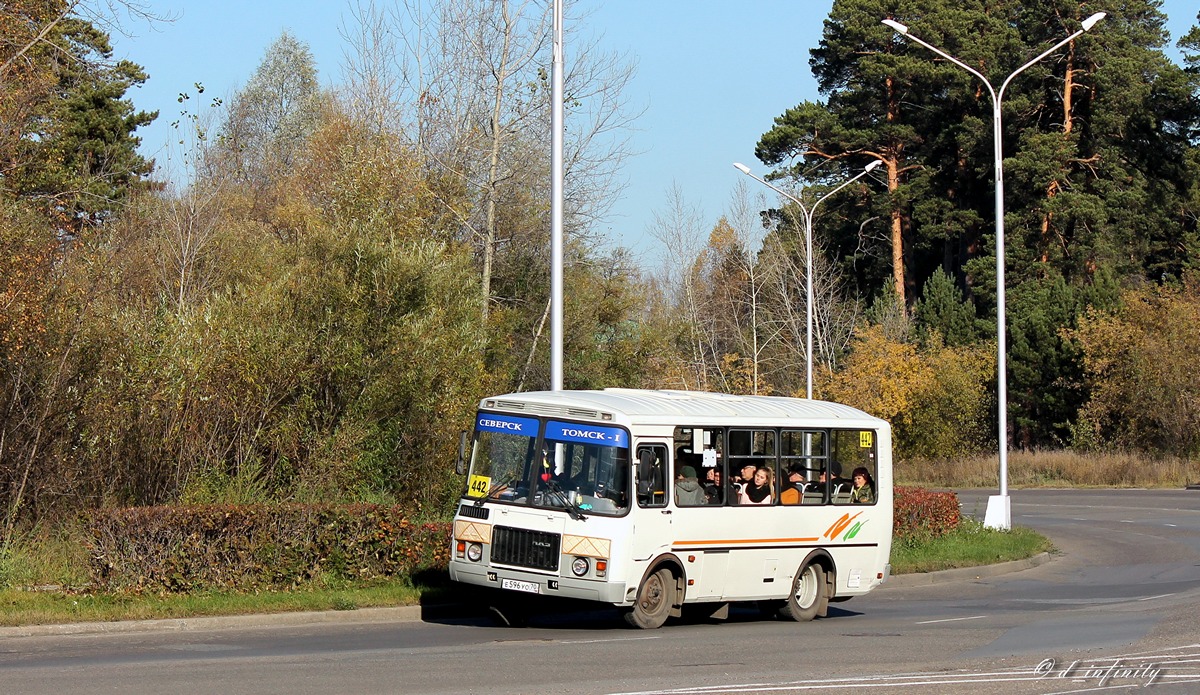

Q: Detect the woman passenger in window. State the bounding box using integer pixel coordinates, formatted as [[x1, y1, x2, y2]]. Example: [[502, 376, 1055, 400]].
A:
[[850, 467, 875, 504], [738, 466, 774, 505]]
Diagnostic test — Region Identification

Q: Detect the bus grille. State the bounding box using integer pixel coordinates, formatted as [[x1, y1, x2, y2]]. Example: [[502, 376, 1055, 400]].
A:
[[491, 526, 560, 571], [458, 504, 489, 520]]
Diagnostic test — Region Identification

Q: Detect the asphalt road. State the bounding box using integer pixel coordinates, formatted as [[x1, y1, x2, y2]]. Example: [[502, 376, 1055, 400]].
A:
[[2, 488, 1199, 694]]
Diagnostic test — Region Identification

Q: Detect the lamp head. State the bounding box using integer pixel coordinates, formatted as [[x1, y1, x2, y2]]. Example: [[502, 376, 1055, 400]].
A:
[[733, 162, 751, 175], [882, 18, 908, 35], [1081, 12, 1106, 31], [865, 160, 882, 172]]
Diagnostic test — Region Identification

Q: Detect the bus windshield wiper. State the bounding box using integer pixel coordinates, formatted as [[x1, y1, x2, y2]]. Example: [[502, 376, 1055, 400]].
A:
[[544, 479, 587, 521], [474, 474, 516, 507]]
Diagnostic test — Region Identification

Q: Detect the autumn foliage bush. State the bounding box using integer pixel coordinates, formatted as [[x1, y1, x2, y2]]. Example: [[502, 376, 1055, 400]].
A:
[[87, 504, 451, 593], [893, 486, 961, 542], [1071, 280, 1200, 456], [821, 325, 994, 460]]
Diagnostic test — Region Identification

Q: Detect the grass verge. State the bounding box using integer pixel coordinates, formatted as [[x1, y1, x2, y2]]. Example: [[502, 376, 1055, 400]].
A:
[[0, 580, 429, 627], [890, 517, 1053, 574]]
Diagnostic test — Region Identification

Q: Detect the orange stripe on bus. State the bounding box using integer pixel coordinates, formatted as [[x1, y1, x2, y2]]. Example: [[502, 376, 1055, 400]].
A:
[[673, 537, 820, 545]]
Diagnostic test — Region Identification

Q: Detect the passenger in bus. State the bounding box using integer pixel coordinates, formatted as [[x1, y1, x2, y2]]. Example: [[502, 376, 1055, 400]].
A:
[[819, 461, 851, 497], [734, 461, 756, 485], [738, 466, 774, 505], [725, 465, 743, 502], [779, 464, 807, 505], [674, 465, 706, 506], [731, 461, 757, 502], [850, 467, 876, 504], [702, 467, 723, 504]]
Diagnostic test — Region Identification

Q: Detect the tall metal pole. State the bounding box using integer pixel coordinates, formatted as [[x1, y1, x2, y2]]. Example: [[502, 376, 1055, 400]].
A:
[[884, 12, 1105, 530], [804, 203, 816, 400], [550, 0, 564, 391], [734, 161, 881, 400]]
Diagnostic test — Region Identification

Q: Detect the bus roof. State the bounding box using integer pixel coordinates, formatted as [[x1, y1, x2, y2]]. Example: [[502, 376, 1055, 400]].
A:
[[479, 388, 889, 429]]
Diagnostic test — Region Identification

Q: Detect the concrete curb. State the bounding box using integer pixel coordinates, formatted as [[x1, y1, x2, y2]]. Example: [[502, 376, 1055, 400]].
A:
[[0, 605, 426, 639], [0, 553, 1055, 639], [885, 551, 1054, 588]]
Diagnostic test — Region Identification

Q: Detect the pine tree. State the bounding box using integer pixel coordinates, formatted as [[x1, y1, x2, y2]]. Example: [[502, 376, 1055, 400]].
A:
[[915, 268, 979, 346], [756, 0, 1025, 308], [756, 0, 1200, 448], [3, 16, 155, 233]]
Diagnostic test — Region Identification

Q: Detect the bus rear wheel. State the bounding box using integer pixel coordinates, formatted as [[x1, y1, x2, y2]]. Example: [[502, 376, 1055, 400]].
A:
[[623, 567, 673, 629], [780, 561, 826, 622]]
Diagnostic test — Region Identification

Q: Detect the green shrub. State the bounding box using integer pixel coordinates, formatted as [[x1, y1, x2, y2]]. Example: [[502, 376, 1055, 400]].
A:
[[87, 504, 451, 593], [0, 521, 92, 590]]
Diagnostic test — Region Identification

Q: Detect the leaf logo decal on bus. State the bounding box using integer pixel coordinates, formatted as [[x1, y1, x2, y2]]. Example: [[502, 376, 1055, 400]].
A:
[[824, 512, 865, 541]]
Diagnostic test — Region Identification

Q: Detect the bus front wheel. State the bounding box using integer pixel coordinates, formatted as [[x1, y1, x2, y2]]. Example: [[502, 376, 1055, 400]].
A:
[[780, 561, 826, 622], [623, 567, 674, 629]]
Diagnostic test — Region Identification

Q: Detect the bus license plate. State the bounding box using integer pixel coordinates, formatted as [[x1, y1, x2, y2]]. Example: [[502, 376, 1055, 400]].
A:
[[502, 578, 540, 594]]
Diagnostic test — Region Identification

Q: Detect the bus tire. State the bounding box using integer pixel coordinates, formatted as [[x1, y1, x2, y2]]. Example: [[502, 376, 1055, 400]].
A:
[[756, 599, 786, 618], [623, 567, 674, 629], [781, 561, 826, 622]]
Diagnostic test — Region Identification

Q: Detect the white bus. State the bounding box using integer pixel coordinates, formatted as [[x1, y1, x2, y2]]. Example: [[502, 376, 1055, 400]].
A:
[[449, 388, 892, 628]]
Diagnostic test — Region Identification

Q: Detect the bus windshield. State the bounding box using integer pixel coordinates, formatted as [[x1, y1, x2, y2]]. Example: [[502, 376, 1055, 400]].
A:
[[464, 413, 630, 516]]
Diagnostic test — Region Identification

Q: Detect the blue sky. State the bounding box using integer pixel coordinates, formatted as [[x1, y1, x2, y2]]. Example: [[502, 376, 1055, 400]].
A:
[[112, 1, 1198, 261]]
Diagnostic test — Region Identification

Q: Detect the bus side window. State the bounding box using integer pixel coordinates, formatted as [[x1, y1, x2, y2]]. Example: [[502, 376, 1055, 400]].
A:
[[636, 444, 668, 508], [830, 429, 877, 505]]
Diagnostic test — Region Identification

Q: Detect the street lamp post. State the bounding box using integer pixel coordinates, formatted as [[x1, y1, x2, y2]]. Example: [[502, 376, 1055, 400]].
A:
[[733, 160, 882, 400], [550, 0, 564, 391], [884, 12, 1105, 530]]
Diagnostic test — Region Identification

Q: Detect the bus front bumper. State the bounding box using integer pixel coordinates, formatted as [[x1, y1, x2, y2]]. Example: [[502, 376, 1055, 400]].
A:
[[450, 560, 629, 605]]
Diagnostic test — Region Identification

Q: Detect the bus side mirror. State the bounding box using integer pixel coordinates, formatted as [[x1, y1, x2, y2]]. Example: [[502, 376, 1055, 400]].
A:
[[636, 449, 655, 495], [456, 431, 469, 475]]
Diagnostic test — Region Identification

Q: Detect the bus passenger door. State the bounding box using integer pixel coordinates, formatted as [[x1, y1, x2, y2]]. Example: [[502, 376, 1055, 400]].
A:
[[630, 443, 672, 565]]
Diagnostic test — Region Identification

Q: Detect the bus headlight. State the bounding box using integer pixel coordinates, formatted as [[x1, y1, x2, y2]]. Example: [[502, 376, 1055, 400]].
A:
[[467, 543, 483, 562], [571, 557, 590, 577]]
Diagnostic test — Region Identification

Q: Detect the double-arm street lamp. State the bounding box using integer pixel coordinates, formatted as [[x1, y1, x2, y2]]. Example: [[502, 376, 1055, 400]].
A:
[[883, 12, 1106, 530], [733, 159, 882, 400]]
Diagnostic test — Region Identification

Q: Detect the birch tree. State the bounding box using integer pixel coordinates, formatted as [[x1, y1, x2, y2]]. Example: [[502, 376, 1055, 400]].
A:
[[647, 184, 711, 389], [211, 32, 324, 200], [341, 0, 639, 321]]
